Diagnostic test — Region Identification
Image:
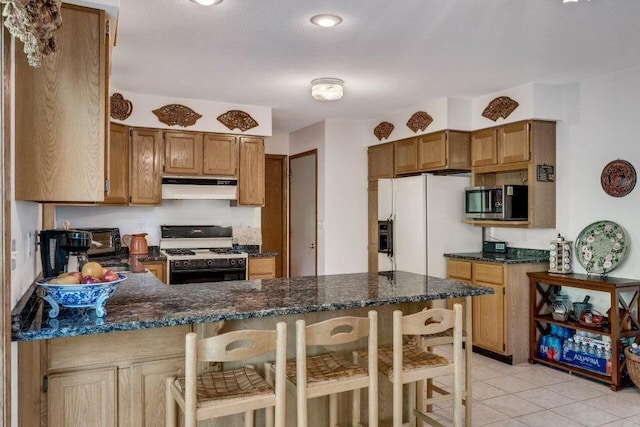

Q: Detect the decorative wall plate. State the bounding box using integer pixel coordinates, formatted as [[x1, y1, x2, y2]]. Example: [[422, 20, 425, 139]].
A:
[[373, 122, 394, 141], [406, 111, 433, 133], [110, 93, 133, 120], [152, 104, 202, 127], [600, 159, 636, 197], [217, 110, 259, 131], [575, 220, 628, 276], [481, 96, 519, 121]]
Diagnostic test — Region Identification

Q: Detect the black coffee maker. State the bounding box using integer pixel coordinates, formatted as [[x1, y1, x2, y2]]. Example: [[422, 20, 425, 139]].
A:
[[39, 229, 93, 277]]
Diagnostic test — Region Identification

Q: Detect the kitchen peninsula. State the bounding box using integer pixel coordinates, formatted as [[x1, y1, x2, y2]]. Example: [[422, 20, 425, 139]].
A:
[[12, 272, 493, 426]]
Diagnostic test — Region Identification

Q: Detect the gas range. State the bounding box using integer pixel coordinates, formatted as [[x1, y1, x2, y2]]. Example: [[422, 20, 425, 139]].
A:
[[160, 225, 248, 285]]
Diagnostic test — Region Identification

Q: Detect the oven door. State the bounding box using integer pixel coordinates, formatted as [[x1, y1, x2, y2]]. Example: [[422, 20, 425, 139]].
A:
[[168, 267, 247, 285]]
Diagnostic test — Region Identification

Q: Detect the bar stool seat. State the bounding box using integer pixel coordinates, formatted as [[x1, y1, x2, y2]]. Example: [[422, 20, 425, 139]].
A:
[[362, 344, 449, 377], [175, 366, 274, 403], [285, 352, 368, 385]]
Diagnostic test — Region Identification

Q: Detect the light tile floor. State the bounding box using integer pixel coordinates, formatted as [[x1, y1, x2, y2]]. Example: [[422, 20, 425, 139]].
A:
[[426, 345, 640, 426]]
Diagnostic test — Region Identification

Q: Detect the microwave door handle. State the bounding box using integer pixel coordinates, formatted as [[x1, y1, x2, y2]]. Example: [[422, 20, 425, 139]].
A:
[[487, 190, 492, 212]]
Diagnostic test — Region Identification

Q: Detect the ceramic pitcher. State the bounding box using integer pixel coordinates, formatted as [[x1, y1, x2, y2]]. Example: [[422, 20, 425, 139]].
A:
[[122, 233, 149, 255]]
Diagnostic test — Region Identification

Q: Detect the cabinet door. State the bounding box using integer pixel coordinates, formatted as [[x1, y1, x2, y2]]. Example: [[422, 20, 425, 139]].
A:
[[368, 143, 394, 180], [472, 282, 505, 354], [498, 121, 530, 164], [124, 358, 184, 427], [164, 131, 203, 175], [238, 137, 265, 206], [203, 134, 239, 176], [15, 4, 107, 202], [48, 368, 117, 427], [394, 138, 419, 174], [143, 261, 166, 283], [248, 257, 276, 279], [130, 129, 163, 205], [418, 132, 447, 170], [103, 123, 129, 204], [471, 129, 497, 167]]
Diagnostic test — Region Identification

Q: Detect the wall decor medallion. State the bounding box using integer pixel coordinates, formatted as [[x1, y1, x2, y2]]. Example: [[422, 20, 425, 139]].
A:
[[600, 159, 636, 197], [481, 96, 519, 121], [217, 110, 259, 132], [110, 93, 133, 120], [373, 122, 394, 141], [152, 104, 202, 127], [406, 111, 433, 133]]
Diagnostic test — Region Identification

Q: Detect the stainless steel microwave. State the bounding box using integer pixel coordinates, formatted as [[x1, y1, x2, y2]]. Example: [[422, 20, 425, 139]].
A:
[[464, 185, 528, 220]]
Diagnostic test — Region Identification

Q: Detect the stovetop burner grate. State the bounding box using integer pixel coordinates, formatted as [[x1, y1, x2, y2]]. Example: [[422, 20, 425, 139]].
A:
[[164, 249, 196, 256]]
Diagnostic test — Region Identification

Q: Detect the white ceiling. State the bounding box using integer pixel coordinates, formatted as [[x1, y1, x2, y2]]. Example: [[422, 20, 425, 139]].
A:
[[110, 0, 640, 134]]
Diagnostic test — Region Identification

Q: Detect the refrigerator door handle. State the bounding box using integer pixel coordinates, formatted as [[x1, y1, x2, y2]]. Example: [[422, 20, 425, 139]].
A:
[[386, 219, 393, 257]]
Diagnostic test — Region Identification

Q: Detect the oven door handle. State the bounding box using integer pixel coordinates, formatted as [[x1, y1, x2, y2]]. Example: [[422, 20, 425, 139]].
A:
[[170, 267, 247, 274]]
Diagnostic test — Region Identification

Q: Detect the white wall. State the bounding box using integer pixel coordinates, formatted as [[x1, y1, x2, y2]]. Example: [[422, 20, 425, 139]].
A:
[[57, 201, 258, 246], [110, 90, 273, 137], [289, 122, 326, 274], [265, 131, 290, 155], [324, 119, 368, 274]]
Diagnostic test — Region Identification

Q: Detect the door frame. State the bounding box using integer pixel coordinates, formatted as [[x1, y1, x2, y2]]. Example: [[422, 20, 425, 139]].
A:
[[263, 154, 288, 277], [2, 27, 11, 427], [288, 149, 317, 277]]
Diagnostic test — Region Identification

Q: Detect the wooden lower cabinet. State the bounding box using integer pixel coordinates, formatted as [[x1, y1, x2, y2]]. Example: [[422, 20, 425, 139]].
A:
[[48, 368, 117, 427], [248, 256, 276, 279], [142, 260, 167, 284], [447, 258, 547, 363]]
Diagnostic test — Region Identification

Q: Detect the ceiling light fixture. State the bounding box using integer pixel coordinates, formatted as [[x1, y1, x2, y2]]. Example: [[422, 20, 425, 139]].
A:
[[311, 78, 344, 101], [310, 14, 343, 28], [191, 0, 223, 5]]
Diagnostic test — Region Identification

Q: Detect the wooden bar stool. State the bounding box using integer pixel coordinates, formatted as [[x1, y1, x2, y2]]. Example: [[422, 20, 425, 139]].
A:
[[286, 311, 378, 427], [357, 304, 463, 427], [165, 322, 287, 427]]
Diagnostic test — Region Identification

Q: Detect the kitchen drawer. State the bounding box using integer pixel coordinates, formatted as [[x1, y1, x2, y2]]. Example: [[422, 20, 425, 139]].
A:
[[248, 257, 276, 280], [473, 262, 504, 285], [447, 259, 472, 281]]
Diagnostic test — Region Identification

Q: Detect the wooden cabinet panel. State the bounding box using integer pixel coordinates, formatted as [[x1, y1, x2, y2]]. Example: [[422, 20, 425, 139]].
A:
[[143, 261, 166, 284], [130, 129, 163, 205], [238, 137, 265, 206], [15, 4, 107, 202], [417, 132, 447, 170], [368, 143, 394, 180], [203, 134, 238, 176], [48, 368, 117, 427], [498, 121, 530, 164], [447, 259, 472, 282], [471, 129, 497, 167], [473, 263, 504, 285], [103, 123, 129, 204], [248, 257, 276, 279], [164, 131, 203, 175], [368, 181, 378, 273], [127, 358, 184, 427], [394, 138, 418, 174], [472, 283, 505, 354]]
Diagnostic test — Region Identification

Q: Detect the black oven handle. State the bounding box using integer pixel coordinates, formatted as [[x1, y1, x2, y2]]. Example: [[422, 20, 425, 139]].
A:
[[170, 267, 247, 274]]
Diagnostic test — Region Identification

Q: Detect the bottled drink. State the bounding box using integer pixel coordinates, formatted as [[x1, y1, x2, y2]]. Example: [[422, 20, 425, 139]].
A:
[[605, 348, 612, 375]]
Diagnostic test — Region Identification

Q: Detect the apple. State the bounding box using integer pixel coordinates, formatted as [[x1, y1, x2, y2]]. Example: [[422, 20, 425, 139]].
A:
[[81, 261, 104, 279], [57, 275, 81, 285], [68, 272, 83, 281], [81, 276, 101, 284], [101, 270, 119, 282]]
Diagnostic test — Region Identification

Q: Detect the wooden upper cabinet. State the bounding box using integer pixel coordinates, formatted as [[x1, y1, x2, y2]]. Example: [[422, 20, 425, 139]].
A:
[[417, 132, 447, 170], [498, 121, 530, 164], [163, 131, 203, 175], [130, 129, 163, 205], [368, 143, 394, 180], [394, 138, 418, 174], [103, 123, 129, 205], [471, 128, 497, 167], [203, 134, 238, 176], [238, 137, 265, 206], [15, 4, 108, 202]]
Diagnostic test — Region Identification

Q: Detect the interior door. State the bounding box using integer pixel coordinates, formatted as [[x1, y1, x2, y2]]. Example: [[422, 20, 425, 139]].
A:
[[262, 155, 287, 278], [289, 151, 317, 277]]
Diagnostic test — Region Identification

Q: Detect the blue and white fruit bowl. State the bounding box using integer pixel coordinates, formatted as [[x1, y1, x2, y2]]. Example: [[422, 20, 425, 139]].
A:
[[37, 273, 127, 318]]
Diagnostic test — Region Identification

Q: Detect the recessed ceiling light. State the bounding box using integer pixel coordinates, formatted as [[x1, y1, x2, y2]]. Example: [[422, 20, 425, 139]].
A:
[[191, 0, 223, 5], [310, 14, 343, 28], [311, 78, 344, 101]]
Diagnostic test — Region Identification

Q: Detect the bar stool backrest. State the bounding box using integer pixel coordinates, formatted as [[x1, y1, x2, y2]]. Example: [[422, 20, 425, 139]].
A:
[[194, 328, 282, 362], [400, 308, 456, 337]]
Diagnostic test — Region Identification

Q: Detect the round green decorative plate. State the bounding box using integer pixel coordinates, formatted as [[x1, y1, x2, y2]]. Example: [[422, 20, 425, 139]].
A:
[[575, 220, 628, 275]]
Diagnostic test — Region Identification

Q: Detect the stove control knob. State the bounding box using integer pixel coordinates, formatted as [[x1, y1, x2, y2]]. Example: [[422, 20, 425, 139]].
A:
[[206, 260, 214, 266], [238, 258, 245, 266], [173, 261, 181, 268], [182, 261, 189, 267], [230, 259, 236, 266]]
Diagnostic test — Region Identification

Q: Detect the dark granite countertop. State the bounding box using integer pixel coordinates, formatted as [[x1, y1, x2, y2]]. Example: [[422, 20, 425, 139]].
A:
[[248, 252, 278, 257], [11, 271, 493, 342], [445, 247, 549, 264]]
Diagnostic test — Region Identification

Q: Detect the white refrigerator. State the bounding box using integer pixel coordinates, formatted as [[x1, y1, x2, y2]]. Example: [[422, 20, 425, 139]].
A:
[[378, 174, 481, 278]]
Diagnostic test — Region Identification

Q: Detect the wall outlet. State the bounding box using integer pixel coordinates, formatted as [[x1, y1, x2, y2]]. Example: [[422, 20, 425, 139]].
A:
[[137, 221, 145, 231], [26, 232, 33, 258]]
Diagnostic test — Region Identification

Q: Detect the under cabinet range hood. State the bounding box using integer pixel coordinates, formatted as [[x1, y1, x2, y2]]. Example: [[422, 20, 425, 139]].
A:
[[161, 177, 238, 200]]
